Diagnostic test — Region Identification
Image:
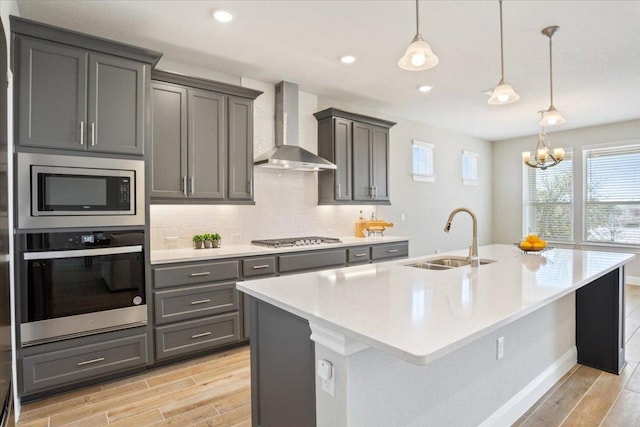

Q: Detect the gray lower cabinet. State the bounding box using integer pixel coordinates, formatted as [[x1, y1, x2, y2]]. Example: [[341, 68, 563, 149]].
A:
[[150, 70, 261, 202], [314, 108, 396, 205], [15, 35, 147, 155], [152, 259, 242, 362], [21, 328, 147, 396], [371, 242, 409, 261], [347, 246, 371, 264], [155, 313, 240, 361], [279, 249, 347, 274]]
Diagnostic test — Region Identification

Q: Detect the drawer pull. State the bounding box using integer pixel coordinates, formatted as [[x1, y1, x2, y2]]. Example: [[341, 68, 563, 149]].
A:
[[354, 253, 367, 257], [190, 299, 211, 305], [252, 264, 271, 269], [77, 357, 105, 366], [190, 272, 211, 277], [191, 331, 212, 339], [387, 249, 399, 253]]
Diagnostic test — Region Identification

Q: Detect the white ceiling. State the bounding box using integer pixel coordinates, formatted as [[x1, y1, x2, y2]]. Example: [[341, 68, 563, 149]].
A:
[[16, 0, 640, 141]]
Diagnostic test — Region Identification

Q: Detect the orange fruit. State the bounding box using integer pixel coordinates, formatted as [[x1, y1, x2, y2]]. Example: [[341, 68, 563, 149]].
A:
[[531, 242, 545, 251], [520, 241, 533, 250], [526, 234, 541, 244]]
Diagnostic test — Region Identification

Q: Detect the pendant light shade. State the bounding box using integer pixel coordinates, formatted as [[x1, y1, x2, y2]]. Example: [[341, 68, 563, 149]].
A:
[[398, 0, 439, 71], [539, 26, 566, 126], [488, 0, 519, 105]]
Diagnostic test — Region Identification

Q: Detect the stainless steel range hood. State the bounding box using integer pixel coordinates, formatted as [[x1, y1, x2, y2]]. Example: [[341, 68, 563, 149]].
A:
[[254, 81, 336, 171]]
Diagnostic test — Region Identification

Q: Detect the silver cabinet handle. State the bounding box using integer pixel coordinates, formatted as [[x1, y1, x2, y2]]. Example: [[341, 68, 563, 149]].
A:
[[252, 264, 271, 269], [182, 176, 187, 196], [387, 249, 399, 253], [337, 184, 341, 197], [24, 245, 142, 260], [91, 122, 96, 146], [189, 271, 211, 277], [77, 357, 104, 366], [190, 176, 195, 195], [192, 331, 212, 339], [190, 299, 211, 305], [80, 121, 85, 145], [354, 253, 367, 257]]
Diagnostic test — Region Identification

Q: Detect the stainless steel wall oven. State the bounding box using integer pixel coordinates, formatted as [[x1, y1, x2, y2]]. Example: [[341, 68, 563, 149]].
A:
[[19, 229, 146, 346], [17, 153, 144, 229]]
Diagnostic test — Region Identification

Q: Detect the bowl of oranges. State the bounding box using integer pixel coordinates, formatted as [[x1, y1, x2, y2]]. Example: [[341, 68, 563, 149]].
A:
[[516, 234, 549, 253]]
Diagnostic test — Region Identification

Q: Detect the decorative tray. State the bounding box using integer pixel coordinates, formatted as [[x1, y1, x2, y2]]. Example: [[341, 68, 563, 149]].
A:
[[513, 243, 553, 254]]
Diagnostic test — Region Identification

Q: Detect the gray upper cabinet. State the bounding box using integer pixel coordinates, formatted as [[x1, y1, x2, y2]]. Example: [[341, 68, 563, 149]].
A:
[[87, 53, 145, 155], [12, 17, 161, 156], [150, 70, 262, 203], [314, 108, 395, 205]]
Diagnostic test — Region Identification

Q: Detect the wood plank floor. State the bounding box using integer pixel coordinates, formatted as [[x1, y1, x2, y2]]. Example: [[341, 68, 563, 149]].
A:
[[14, 284, 640, 426]]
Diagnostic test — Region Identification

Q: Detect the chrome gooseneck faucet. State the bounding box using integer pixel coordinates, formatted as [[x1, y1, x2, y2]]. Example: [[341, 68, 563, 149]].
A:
[[444, 208, 479, 267]]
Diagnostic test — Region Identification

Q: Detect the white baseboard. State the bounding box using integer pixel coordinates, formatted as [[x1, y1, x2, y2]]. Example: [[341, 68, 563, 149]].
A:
[[479, 346, 577, 427], [627, 276, 640, 286]]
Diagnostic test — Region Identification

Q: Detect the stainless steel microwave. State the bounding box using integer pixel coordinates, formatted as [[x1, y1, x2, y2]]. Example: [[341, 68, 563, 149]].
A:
[[17, 153, 145, 229]]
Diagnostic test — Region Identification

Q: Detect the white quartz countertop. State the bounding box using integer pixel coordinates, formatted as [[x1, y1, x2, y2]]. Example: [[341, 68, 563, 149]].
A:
[[237, 244, 635, 366], [150, 236, 408, 264]]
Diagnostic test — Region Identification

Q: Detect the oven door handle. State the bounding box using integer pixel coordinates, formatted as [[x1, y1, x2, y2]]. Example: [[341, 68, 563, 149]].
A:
[[24, 245, 143, 260]]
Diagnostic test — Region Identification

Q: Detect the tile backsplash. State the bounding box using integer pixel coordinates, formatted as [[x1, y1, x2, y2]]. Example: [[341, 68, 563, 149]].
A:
[[150, 170, 375, 250]]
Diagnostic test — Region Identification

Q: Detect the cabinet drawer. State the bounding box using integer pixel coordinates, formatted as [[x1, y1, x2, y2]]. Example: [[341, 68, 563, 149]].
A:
[[371, 242, 409, 261], [243, 256, 276, 278], [279, 249, 346, 274], [154, 282, 238, 325], [154, 260, 239, 288], [348, 247, 371, 264], [155, 313, 239, 361], [22, 333, 147, 394]]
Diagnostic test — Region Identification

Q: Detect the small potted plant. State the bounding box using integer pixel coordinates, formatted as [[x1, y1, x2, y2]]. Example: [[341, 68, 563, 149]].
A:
[[203, 233, 214, 248], [192, 234, 205, 249], [211, 233, 221, 248]]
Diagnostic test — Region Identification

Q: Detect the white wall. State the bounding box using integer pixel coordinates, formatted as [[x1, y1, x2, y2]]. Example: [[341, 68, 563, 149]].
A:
[[492, 119, 640, 278], [318, 98, 493, 257]]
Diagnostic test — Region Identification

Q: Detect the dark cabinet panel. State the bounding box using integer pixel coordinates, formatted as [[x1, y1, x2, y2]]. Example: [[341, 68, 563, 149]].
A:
[[150, 82, 188, 198], [228, 96, 253, 200], [188, 89, 225, 199], [16, 36, 147, 155], [87, 53, 145, 155], [154, 282, 238, 325], [314, 108, 395, 205], [153, 260, 239, 289], [17, 36, 87, 150], [279, 249, 346, 274], [242, 256, 276, 278], [371, 242, 409, 261]]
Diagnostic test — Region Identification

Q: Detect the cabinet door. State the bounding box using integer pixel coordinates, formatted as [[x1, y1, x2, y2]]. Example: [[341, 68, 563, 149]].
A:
[[188, 89, 225, 199], [334, 118, 352, 201], [352, 122, 373, 201], [371, 125, 390, 201], [87, 53, 145, 155], [228, 96, 253, 200], [17, 37, 87, 150], [150, 82, 188, 198]]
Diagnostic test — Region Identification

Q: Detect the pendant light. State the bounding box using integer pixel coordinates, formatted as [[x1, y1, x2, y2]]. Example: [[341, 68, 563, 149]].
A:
[[523, 111, 565, 170], [539, 26, 566, 126], [488, 0, 519, 105], [398, 0, 439, 71]]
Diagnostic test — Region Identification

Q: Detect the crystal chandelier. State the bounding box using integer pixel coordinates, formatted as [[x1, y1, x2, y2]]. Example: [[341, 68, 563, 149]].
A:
[[523, 111, 565, 170]]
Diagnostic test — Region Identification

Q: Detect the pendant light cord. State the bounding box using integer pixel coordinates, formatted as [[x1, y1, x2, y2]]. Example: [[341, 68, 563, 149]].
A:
[[415, 0, 420, 34], [549, 34, 554, 106], [499, 0, 504, 79]]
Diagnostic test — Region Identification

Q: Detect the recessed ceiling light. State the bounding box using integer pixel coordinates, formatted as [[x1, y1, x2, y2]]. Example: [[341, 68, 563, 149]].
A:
[[212, 9, 234, 23], [340, 55, 357, 64], [418, 85, 433, 93]]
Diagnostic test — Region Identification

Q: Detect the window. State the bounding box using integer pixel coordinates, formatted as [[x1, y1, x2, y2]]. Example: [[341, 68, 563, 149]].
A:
[[461, 151, 479, 185], [523, 148, 573, 241], [412, 140, 436, 182], [584, 144, 640, 245]]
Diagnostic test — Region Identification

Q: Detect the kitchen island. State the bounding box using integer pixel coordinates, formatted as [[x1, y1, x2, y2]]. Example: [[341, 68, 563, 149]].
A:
[[237, 244, 635, 427]]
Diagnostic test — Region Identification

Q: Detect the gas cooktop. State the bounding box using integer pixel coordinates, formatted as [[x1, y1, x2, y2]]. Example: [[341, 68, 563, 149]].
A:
[[251, 236, 342, 249]]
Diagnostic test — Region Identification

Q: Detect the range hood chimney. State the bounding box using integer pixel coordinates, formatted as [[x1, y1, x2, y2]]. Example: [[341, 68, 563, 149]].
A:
[[254, 81, 336, 171]]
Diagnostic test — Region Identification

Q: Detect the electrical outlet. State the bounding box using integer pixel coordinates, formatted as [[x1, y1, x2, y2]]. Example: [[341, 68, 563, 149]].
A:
[[497, 337, 504, 360], [317, 359, 335, 397], [401, 213, 406, 221]]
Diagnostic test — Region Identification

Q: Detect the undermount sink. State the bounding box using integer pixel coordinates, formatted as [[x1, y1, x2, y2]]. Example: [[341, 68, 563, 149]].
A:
[[405, 256, 496, 271]]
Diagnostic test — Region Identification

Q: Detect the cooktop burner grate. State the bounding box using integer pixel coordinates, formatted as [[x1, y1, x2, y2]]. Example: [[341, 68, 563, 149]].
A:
[[251, 236, 342, 248]]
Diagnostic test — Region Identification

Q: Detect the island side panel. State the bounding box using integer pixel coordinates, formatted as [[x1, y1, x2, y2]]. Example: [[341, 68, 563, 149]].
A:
[[250, 298, 316, 427], [576, 267, 625, 374]]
